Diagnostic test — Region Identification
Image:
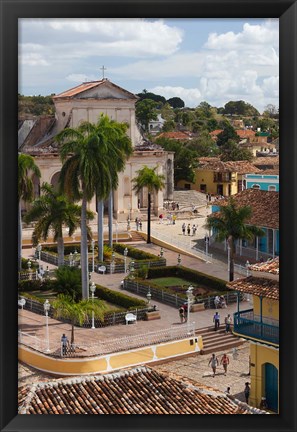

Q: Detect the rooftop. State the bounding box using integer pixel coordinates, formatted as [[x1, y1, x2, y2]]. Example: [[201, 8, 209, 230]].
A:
[[248, 257, 279, 275], [157, 131, 192, 140], [227, 276, 279, 300], [212, 189, 279, 229], [18, 366, 266, 415], [198, 159, 260, 174], [53, 79, 138, 100]]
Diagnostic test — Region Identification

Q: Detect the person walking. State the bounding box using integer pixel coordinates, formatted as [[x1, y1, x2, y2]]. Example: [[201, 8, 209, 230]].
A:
[[225, 313, 232, 333], [208, 353, 219, 377], [182, 222, 186, 235], [220, 353, 230, 375], [244, 382, 250, 404], [61, 333, 69, 356], [172, 214, 177, 225], [213, 311, 220, 331], [214, 295, 220, 309], [135, 217, 139, 231], [192, 224, 196, 236], [179, 306, 185, 323], [139, 219, 142, 231], [187, 223, 191, 235]]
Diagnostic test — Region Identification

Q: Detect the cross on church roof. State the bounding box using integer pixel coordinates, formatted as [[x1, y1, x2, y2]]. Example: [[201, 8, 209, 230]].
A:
[[100, 65, 107, 79]]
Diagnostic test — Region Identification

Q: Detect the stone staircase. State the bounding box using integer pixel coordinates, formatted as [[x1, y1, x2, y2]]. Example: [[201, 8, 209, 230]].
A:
[[195, 326, 245, 355], [129, 230, 146, 243], [173, 190, 207, 210]]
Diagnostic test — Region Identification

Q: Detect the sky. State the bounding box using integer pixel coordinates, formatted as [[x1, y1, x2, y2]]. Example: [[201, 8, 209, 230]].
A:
[[18, 18, 279, 113]]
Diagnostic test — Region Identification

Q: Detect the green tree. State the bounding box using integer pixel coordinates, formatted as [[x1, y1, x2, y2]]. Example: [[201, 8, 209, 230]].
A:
[[204, 197, 264, 281], [195, 101, 213, 118], [187, 131, 220, 157], [216, 124, 239, 147], [18, 153, 41, 271], [167, 97, 185, 109], [56, 116, 132, 298], [136, 99, 158, 132], [162, 119, 176, 132], [223, 100, 259, 116], [53, 266, 82, 301], [156, 137, 198, 186], [132, 166, 165, 244], [220, 140, 253, 162], [136, 91, 166, 106], [24, 182, 93, 267], [52, 294, 106, 345]]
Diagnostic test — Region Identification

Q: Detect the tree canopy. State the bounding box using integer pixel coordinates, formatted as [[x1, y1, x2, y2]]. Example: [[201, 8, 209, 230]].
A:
[[223, 100, 260, 117], [135, 99, 158, 132], [167, 97, 185, 109]]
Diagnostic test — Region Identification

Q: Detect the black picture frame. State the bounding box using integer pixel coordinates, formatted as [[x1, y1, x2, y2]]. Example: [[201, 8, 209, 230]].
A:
[[0, 1, 296, 431]]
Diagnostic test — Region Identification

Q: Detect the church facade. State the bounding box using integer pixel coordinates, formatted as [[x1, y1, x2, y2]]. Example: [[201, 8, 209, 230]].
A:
[[19, 79, 174, 222]]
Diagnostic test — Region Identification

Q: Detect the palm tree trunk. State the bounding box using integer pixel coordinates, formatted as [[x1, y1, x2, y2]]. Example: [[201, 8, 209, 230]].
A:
[[18, 201, 22, 271], [71, 323, 75, 345], [147, 192, 151, 244], [229, 237, 235, 282], [81, 192, 89, 299], [108, 190, 113, 248], [57, 236, 65, 267], [97, 198, 104, 262]]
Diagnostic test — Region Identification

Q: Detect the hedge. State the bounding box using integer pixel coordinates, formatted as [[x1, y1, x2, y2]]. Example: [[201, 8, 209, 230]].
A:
[[18, 279, 55, 292], [94, 284, 147, 309], [147, 266, 227, 292], [113, 243, 158, 261]]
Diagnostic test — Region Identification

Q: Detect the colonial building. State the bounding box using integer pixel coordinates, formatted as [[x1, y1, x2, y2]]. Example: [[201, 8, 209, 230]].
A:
[[18, 79, 174, 222], [227, 275, 279, 413]]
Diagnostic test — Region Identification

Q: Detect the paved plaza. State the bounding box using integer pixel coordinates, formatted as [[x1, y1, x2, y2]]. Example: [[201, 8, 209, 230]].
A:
[[19, 206, 252, 400]]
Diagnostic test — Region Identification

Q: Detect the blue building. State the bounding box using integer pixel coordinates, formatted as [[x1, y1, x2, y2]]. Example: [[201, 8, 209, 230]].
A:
[[244, 173, 279, 192], [211, 189, 279, 260]]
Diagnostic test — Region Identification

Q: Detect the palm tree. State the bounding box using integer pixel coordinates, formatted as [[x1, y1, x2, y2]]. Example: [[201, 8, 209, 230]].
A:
[[204, 197, 265, 281], [24, 182, 94, 267], [93, 115, 132, 256], [132, 166, 165, 243], [52, 294, 106, 345], [56, 116, 131, 299], [18, 153, 41, 271]]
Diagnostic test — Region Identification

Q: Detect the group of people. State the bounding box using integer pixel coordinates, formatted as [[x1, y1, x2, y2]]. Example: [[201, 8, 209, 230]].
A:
[[135, 217, 142, 231], [214, 295, 227, 309], [181, 222, 197, 236], [208, 353, 230, 377], [163, 201, 179, 211], [213, 311, 232, 333]]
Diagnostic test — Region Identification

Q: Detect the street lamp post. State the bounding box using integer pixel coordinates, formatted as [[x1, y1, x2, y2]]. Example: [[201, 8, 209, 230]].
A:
[[110, 252, 115, 274], [186, 285, 194, 327], [205, 235, 209, 257], [27, 259, 32, 280], [90, 281, 96, 329], [115, 222, 118, 244], [91, 239, 95, 273], [146, 288, 152, 308], [124, 247, 128, 273], [43, 299, 51, 352], [227, 244, 231, 273], [36, 244, 42, 271]]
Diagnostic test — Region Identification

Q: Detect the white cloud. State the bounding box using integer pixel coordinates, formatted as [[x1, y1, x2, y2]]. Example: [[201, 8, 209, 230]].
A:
[[66, 74, 97, 83], [20, 53, 49, 66], [205, 20, 279, 50]]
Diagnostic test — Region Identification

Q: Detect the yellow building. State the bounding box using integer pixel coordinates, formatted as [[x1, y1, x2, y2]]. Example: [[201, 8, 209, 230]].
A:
[[177, 158, 260, 197], [227, 276, 279, 413]]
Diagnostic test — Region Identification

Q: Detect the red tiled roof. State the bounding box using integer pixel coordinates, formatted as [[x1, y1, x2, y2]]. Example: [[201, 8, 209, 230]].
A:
[[53, 79, 138, 100], [18, 366, 265, 415], [227, 276, 279, 300], [212, 189, 279, 229], [158, 131, 192, 140], [249, 257, 279, 275], [209, 130, 256, 138], [198, 160, 260, 174], [253, 156, 279, 167]]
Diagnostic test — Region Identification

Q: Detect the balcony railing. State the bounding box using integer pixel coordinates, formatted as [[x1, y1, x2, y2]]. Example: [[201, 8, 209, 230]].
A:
[[233, 309, 279, 345], [213, 173, 233, 183]]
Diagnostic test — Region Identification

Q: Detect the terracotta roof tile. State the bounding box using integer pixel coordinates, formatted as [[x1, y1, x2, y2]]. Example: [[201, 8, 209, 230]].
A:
[[210, 130, 256, 138], [253, 156, 279, 167], [227, 276, 279, 300], [18, 366, 266, 415], [249, 257, 279, 275], [158, 131, 192, 140], [212, 189, 279, 229], [53, 79, 138, 100], [198, 160, 260, 174]]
